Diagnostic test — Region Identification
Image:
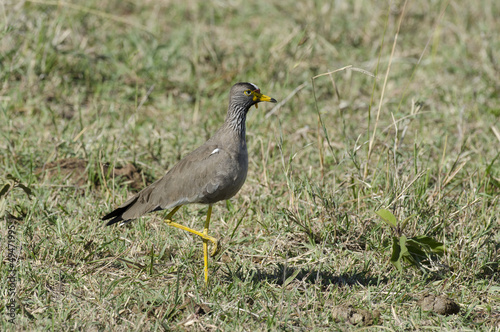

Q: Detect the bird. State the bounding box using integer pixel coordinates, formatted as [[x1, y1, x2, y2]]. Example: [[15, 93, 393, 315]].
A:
[[102, 82, 277, 284]]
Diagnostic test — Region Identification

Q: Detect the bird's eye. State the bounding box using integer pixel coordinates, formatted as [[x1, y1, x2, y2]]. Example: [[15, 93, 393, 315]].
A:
[[244, 89, 252, 96]]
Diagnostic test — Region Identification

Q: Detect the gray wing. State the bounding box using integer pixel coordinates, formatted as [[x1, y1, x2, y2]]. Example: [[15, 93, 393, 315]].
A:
[[103, 142, 243, 225], [152, 143, 233, 207]]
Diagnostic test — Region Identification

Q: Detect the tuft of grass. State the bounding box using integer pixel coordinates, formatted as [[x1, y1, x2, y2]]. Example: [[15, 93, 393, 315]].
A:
[[1, 0, 499, 330]]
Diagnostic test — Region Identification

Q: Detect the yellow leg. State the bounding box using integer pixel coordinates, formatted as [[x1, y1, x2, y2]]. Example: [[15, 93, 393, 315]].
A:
[[163, 205, 218, 253], [202, 204, 212, 284], [163, 205, 219, 284]]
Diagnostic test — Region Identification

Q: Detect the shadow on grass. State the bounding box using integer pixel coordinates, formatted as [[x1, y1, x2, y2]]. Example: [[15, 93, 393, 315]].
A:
[[222, 263, 385, 288]]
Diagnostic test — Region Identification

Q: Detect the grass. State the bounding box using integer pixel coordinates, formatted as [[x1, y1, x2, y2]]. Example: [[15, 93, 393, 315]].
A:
[[1, 0, 499, 330]]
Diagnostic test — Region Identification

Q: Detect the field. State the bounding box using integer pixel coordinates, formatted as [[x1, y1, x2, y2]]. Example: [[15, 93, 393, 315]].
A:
[[1, 0, 499, 330]]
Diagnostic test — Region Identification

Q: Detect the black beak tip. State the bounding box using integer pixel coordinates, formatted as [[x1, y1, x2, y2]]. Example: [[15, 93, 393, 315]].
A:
[[270, 98, 278, 103]]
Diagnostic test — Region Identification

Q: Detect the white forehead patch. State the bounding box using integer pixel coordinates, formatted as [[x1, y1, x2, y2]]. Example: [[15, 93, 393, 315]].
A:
[[249, 83, 260, 91]]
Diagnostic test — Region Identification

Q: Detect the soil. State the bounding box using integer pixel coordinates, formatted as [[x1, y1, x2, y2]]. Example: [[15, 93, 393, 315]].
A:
[[37, 157, 144, 190]]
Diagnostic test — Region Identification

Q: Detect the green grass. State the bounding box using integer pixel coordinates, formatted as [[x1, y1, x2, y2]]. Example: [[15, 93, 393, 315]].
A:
[[1, 0, 499, 330]]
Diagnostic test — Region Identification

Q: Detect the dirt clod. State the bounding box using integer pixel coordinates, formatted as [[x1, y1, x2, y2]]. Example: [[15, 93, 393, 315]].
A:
[[419, 295, 460, 315], [331, 305, 380, 326]]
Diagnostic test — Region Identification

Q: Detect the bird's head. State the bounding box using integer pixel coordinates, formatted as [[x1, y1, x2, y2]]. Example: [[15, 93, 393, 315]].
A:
[[230, 82, 277, 110]]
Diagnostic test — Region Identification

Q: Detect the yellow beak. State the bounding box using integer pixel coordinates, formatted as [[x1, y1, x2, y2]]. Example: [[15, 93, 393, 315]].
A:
[[251, 91, 277, 108]]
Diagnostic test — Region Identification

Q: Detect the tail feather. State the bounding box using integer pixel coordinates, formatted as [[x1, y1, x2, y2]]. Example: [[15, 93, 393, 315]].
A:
[[102, 196, 140, 226], [102, 208, 127, 226]]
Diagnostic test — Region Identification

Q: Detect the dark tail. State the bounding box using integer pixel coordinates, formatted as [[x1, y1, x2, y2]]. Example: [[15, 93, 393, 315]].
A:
[[102, 207, 127, 226], [102, 196, 139, 226]]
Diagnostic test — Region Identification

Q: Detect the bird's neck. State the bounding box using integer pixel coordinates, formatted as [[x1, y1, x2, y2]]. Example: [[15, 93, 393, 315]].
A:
[[225, 104, 248, 139]]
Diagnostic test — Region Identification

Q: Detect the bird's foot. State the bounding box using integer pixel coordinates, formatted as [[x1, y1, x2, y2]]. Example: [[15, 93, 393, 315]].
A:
[[210, 238, 221, 257]]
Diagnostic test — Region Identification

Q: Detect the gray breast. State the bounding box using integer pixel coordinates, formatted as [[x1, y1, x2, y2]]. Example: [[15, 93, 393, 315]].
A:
[[199, 145, 248, 204]]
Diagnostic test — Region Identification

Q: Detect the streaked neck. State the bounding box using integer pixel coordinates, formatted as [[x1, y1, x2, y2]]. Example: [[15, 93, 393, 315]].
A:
[[225, 104, 247, 138]]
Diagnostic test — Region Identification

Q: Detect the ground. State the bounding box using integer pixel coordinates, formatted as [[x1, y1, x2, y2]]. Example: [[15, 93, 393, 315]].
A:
[[1, 0, 499, 330]]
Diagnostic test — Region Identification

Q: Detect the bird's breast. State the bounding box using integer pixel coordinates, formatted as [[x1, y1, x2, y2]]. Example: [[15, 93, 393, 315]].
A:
[[202, 145, 248, 203]]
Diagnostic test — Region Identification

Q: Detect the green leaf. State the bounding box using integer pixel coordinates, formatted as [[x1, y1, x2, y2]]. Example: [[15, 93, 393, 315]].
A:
[[400, 235, 421, 266], [390, 237, 402, 271], [375, 209, 398, 228], [399, 235, 409, 257], [405, 241, 427, 264], [410, 235, 444, 255]]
